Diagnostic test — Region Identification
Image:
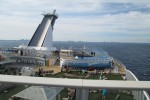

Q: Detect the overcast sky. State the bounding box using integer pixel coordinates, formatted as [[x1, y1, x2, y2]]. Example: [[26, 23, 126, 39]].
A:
[[0, 0, 150, 43]]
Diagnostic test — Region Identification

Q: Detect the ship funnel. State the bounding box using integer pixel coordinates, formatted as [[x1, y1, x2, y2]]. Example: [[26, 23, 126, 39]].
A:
[[28, 11, 58, 49]]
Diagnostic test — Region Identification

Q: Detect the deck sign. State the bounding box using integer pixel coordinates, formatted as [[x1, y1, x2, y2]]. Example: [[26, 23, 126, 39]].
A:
[[10, 56, 45, 66], [16, 59, 43, 65]]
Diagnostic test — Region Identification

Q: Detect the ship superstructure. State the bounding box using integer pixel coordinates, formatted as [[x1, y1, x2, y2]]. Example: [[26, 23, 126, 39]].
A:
[[0, 11, 59, 79]]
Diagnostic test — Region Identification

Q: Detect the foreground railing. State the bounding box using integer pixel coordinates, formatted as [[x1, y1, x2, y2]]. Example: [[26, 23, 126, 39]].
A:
[[113, 58, 150, 100], [0, 75, 149, 90], [126, 70, 150, 100], [0, 74, 150, 100]]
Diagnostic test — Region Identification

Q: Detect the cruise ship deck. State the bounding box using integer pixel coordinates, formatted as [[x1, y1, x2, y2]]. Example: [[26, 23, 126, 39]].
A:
[[0, 10, 150, 100]]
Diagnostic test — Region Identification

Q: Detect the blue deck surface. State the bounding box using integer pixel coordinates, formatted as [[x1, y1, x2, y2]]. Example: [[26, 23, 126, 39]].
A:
[[63, 49, 113, 69]]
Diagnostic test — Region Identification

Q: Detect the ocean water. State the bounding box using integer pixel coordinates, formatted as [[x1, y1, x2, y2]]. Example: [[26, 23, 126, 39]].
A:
[[0, 40, 150, 81]]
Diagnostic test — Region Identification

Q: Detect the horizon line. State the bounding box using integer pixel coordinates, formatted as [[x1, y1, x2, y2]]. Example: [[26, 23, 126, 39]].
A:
[[0, 39, 150, 44]]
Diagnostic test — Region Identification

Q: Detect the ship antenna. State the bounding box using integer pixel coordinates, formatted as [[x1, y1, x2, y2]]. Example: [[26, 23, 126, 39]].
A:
[[53, 9, 56, 14]]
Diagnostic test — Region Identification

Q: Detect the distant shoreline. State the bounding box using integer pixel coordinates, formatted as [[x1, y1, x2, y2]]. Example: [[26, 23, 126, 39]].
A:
[[0, 40, 150, 44]]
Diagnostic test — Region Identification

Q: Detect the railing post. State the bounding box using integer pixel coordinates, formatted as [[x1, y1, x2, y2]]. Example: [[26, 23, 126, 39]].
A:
[[132, 91, 136, 99], [75, 88, 81, 100], [141, 91, 145, 100], [76, 88, 89, 100], [139, 91, 143, 100], [137, 91, 141, 100]]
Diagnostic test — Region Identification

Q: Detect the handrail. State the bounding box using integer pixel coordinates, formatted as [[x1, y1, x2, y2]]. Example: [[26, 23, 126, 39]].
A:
[[0, 75, 150, 90], [125, 70, 150, 100]]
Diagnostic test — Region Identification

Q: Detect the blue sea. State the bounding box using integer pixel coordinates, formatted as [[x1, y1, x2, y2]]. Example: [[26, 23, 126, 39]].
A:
[[0, 40, 150, 81]]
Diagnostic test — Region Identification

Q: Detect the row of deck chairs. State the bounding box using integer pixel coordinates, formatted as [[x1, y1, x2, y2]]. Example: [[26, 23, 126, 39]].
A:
[[42, 70, 54, 74], [35, 70, 54, 76]]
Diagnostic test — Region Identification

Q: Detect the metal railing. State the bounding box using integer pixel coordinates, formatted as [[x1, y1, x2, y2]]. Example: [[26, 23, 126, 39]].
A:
[[114, 58, 150, 100], [126, 70, 150, 100]]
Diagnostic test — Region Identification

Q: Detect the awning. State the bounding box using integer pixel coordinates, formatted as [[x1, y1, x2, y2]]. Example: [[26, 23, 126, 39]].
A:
[[13, 86, 63, 100]]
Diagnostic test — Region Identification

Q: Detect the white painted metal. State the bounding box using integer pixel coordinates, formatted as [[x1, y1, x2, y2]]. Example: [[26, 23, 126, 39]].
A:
[[28, 11, 58, 50], [143, 91, 150, 100], [42, 25, 53, 49], [125, 70, 150, 100], [28, 16, 52, 47], [82, 80, 150, 90], [0, 75, 150, 90], [115, 59, 150, 100]]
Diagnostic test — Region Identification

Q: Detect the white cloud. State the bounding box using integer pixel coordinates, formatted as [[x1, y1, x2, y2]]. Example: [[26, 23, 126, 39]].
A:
[[55, 11, 150, 34], [0, 0, 150, 43]]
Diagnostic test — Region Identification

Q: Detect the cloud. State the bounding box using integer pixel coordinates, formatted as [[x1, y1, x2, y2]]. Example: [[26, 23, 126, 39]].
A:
[[55, 11, 150, 33], [0, 0, 150, 43]]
